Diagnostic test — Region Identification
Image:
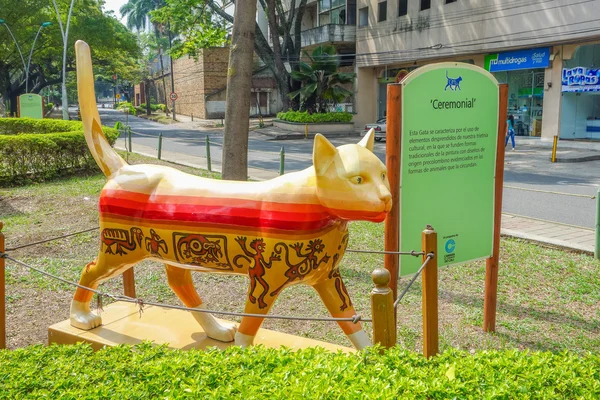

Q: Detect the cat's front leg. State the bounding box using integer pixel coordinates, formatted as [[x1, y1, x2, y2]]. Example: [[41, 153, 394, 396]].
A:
[[312, 276, 371, 350], [235, 287, 279, 348]]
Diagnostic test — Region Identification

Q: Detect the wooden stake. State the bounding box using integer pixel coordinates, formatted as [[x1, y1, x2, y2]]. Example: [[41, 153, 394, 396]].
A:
[[483, 84, 508, 332], [371, 268, 396, 350], [385, 84, 402, 302], [123, 268, 136, 298], [422, 225, 438, 358], [0, 221, 5, 349]]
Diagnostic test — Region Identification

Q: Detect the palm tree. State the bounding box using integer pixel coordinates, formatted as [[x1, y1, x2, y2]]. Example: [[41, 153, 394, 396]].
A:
[[120, 0, 170, 110], [289, 46, 355, 113], [120, 0, 156, 31]]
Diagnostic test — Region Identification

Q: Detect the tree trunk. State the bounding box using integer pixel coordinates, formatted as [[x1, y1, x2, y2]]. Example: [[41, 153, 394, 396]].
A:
[[145, 79, 152, 116], [222, 0, 257, 181], [158, 49, 169, 112]]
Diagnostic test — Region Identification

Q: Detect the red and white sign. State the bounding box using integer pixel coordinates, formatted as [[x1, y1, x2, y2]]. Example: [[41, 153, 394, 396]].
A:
[[169, 92, 178, 101]]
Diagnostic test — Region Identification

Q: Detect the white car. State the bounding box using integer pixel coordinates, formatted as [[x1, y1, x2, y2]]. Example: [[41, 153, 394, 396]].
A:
[[364, 118, 387, 141]]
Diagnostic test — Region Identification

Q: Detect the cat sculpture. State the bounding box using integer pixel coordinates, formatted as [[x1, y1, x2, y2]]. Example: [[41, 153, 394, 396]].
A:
[[71, 41, 392, 349]]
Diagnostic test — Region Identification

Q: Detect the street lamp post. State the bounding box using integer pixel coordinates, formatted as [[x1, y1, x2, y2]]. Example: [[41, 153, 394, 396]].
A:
[[52, 0, 76, 120], [25, 22, 52, 93], [0, 19, 27, 73]]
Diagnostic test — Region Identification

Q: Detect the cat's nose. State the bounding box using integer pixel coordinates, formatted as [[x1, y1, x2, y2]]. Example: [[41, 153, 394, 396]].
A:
[[379, 185, 392, 203]]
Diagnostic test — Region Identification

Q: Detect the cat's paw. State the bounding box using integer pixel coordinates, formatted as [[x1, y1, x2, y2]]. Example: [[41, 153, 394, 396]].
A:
[[205, 321, 237, 342], [70, 300, 102, 330], [235, 331, 255, 348], [191, 305, 236, 342]]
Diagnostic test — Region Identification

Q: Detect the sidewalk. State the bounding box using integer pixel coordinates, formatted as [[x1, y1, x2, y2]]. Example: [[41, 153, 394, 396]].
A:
[[116, 138, 597, 256]]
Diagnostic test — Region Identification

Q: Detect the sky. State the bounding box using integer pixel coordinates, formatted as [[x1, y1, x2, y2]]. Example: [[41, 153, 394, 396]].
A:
[[102, 0, 129, 23]]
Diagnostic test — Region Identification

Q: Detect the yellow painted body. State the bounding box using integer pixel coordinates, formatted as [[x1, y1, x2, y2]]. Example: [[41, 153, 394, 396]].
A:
[[71, 41, 391, 349]]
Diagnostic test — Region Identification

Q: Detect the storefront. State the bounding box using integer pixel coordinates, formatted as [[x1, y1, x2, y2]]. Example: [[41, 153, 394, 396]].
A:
[[560, 44, 600, 140], [485, 47, 550, 137]]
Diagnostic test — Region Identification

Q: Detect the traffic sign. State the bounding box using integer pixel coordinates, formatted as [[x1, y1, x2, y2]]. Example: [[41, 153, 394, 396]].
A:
[[116, 94, 121, 99], [170, 92, 178, 101]]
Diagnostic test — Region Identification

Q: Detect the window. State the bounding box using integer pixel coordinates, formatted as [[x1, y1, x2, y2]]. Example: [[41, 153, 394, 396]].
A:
[[319, 0, 347, 25], [420, 0, 430, 10], [359, 6, 368, 27], [398, 0, 408, 16], [378, 1, 387, 22], [446, 0, 457, 3]]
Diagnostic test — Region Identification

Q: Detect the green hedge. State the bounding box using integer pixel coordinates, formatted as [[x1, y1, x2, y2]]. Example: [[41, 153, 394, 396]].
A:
[[0, 343, 598, 399], [277, 110, 353, 123], [0, 118, 119, 184]]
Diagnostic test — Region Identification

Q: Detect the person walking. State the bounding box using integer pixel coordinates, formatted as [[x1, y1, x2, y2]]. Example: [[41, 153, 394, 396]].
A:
[[505, 114, 516, 151]]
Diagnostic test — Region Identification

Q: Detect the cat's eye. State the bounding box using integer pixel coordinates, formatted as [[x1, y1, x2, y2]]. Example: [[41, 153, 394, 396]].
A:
[[352, 176, 363, 184], [381, 173, 386, 181]]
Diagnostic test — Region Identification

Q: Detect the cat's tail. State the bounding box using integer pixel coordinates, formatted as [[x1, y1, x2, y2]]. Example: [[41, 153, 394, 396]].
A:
[[75, 40, 127, 178], [446, 70, 449, 79]]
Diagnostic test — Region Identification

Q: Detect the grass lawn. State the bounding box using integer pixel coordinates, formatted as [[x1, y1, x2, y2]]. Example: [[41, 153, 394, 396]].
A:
[[1, 151, 599, 352]]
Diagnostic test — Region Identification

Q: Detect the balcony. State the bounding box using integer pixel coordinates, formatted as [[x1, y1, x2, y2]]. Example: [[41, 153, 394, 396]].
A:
[[301, 24, 356, 48]]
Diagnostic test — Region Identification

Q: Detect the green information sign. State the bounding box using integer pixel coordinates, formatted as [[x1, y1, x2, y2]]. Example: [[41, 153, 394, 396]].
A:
[[18, 94, 44, 119], [399, 63, 499, 275]]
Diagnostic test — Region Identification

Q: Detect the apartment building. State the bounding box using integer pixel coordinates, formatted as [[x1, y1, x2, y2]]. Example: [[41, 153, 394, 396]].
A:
[[354, 0, 600, 141]]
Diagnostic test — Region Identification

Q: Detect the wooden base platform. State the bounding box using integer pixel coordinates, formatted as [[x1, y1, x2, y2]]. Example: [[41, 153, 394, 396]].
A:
[[48, 301, 353, 353]]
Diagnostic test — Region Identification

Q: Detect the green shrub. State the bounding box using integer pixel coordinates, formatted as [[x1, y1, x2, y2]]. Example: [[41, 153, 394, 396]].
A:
[[276, 110, 353, 123], [140, 103, 164, 112], [135, 106, 145, 115], [0, 118, 119, 185], [117, 101, 136, 116], [45, 102, 54, 113], [0, 343, 599, 399]]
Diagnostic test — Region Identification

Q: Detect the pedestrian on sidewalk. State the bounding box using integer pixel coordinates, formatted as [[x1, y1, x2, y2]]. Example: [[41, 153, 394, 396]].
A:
[[505, 114, 516, 151]]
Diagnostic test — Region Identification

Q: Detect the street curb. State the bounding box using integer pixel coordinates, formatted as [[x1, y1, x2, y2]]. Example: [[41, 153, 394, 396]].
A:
[[553, 154, 600, 163], [501, 228, 594, 255], [258, 131, 362, 140]]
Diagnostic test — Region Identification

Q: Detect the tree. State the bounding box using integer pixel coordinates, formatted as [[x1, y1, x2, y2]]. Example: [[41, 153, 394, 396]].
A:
[[152, 0, 309, 112], [289, 46, 355, 113], [0, 0, 140, 115], [121, 0, 171, 110], [221, 1, 257, 180]]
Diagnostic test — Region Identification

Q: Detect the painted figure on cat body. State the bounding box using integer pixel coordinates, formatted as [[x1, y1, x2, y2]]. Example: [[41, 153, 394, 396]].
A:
[[72, 40, 392, 350]]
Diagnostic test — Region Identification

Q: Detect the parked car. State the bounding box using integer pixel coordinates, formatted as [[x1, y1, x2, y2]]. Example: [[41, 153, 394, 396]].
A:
[[364, 118, 387, 141]]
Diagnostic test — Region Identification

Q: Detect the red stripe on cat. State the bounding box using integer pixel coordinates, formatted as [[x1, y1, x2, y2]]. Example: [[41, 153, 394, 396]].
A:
[[99, 204, 337, 231]]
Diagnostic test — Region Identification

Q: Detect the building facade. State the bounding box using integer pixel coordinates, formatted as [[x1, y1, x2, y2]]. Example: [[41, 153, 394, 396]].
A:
[[354, 0, 600, 141]]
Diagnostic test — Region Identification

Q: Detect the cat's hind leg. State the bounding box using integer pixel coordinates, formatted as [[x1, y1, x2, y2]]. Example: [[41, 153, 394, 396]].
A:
[[70, 253, 132, 329], [165, 264, 236, 342]]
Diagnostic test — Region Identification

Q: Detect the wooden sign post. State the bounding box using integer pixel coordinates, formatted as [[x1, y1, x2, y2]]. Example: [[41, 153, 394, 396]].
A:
[[384, 63, 507, 346]]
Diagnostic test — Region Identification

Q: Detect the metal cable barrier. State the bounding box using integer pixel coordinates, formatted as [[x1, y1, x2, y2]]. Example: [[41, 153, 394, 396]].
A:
[[393, 253, 434, 309], [2, 227, 433, 325]]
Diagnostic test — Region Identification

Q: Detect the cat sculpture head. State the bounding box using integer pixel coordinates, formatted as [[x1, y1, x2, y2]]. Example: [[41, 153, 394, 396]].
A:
[[313, 129, 392, 222]]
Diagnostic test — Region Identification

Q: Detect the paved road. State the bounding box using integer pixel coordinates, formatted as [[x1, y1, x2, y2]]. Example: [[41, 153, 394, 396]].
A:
[[98, 108, 599, 229]]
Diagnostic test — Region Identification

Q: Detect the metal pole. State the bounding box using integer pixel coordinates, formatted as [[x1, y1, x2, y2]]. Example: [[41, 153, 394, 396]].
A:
[[158, 133, 163, 160], [279, 146, 285, 175], [52, 0, 76, 120], [205, 136, 211, 172], [0, 23, 27, 72], [25, 25, 45, 93], [596, 186, 600, 260], [551, 135, 558, 163], [127, 127, 132, 153]]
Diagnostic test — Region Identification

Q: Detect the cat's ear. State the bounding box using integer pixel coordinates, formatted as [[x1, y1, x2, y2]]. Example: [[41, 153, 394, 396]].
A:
[[359, 128, 375, 152], [313, 133, 337, 176]]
